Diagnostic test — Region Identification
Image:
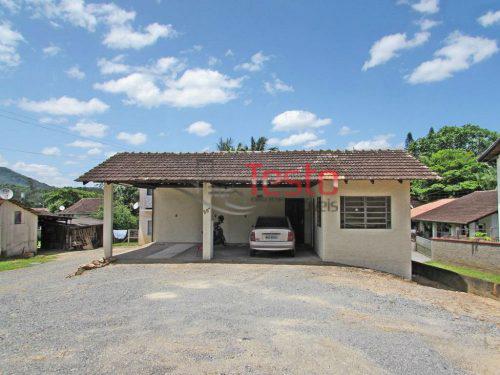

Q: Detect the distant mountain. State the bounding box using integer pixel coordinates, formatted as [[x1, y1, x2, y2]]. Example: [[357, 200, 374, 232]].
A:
[[0, 167, 53, 190]]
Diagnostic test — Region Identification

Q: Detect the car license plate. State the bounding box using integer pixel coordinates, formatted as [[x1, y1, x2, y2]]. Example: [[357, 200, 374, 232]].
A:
[[264, 233, 279, 240]]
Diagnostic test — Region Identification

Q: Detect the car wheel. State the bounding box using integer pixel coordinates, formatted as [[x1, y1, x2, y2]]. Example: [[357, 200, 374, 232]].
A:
[[249, 250, 256, 257], [290, 249, 295, 257]]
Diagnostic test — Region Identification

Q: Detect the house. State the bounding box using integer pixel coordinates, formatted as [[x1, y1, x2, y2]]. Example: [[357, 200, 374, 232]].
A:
[[412, 190, 498, 240], [77, 150, 437, 278], [478, 138, 500, 240], [37, 198, 104, 251], [62, 198, 103, 217], [0, 199, 38, 257]]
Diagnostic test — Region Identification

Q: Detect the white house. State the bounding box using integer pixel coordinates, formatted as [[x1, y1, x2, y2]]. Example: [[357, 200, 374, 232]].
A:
[[0, 199, 38, 257], [478, 138, 500, 239], [77, 150, 438, 278]]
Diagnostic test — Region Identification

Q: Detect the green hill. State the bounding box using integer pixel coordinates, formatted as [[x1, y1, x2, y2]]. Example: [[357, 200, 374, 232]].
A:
[[0, 167, 53, 190]]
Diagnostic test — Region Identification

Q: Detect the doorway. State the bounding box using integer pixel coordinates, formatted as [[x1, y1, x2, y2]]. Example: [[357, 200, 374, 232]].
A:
[[285, 198, 305, 244]]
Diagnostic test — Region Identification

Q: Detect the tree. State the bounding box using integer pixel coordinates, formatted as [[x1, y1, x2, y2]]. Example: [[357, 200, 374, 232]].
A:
[[43, 188, 102, 212], [405, 132, 414, 150], [216, 136, 278, 151], [93, 201, 138, 230], [114, 185, 139, 209], [411, 149, 497, 201], [408, 124, 498, 158]]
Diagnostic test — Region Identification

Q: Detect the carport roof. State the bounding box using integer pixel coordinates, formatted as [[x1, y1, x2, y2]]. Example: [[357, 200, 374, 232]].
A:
[[76, 149, 439, 185]]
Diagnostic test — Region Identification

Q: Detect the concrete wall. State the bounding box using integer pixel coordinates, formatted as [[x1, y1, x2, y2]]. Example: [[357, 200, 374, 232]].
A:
[[416, 235, 432, 257], [0, 201, 38, 257], [322, 180, 412, 279], [153, 186, 316, 244], [138, 189, 153, 245], [432, 238, 500, 273]]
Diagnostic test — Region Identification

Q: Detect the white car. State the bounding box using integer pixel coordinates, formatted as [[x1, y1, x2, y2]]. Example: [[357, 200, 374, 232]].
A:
[[249, 216, 295, 257]]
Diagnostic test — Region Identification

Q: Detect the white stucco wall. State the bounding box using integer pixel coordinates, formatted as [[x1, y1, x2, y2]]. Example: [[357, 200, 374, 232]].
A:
[[138, 188, 153, 245], [321, 180, 412, 279], [0, 201, 38, 257]]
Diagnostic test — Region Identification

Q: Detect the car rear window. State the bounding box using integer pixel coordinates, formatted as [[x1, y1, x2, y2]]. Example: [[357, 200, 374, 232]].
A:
[[255, 217, 288, 228]]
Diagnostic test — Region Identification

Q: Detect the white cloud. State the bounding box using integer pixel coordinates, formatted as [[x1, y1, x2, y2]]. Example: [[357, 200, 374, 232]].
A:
[[97, 55, 130, 74], [208, 56, 219, 66], [235, 51, 270, 72], [0, 153, 8, 167], [43, 44, 61, 56], [348, 134, 395, 150], [66, 65, 85, 79], [180, 44, 203, 54], [225, 49, 234, 57], [18, 1, 177, 50], [41, 146, 61, 156], [338, 126, 358, 136], [0, 0, 20, 12], [117, 131, 147, 145], [268, 132, 325, 149], [416, 18, 440, 31], [362, 31, 430, 70], [12, 161, 71, 186], [103, 22, 176, 50], [186, 121, 215, 137], [68, 140, 104, 148], [264, 77, 294, 95], [18, 96, 109, 116], [412, 0, 439, 14], [70, 120, 108, 138], [272, 110, 331, 132], [87, 147, 101, 155], [407, 31, 498, 84], [104, 151, 117, 158], [95, 68, 243, 108], [39, 117, 68, 124], [0, 21, 24, 69], [478, 10, 500, 27]]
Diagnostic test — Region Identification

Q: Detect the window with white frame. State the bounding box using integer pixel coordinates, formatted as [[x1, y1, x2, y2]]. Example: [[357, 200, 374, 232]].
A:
[[340, 196, 391, 229]]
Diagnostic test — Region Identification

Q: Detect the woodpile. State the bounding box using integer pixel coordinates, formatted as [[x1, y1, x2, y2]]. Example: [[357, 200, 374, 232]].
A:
[[66, 257, 116, 278]]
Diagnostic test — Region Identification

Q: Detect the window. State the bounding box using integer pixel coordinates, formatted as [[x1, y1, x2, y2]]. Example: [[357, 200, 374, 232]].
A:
[[340, 196, 391, 229], [147, 220, 153, 235], [255, 217, 288, 228], [316, 196, 321, 227], [14, 211, 22, 224], [146, 188, 153, 196]]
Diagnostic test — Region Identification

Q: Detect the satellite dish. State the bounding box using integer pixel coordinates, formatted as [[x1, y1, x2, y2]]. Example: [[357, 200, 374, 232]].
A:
[[133, 202, 139, 210], [0, 188, 14, 200], [59, 205, 65, 211]]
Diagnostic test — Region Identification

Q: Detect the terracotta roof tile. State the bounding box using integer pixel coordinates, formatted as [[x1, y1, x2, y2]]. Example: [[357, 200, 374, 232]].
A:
[[77, 150, 439, 184], [62, 198, 103, 214], [411, 198, 456, 219], [412, 190, 498, 224]]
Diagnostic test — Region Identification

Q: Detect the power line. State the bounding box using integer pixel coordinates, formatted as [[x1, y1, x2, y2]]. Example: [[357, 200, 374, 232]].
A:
[[0, 145, 107, 162], [0, 110, 128, 151]]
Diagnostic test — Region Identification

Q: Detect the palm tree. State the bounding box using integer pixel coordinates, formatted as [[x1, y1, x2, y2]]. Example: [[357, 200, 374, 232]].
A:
[[216, 136, 278, 151], [216, 137, 235, 151]]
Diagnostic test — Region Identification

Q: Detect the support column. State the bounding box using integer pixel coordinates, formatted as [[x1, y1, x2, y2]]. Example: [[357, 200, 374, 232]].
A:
[[497, 155, 500, 240], [202, 182, 213, 260], [103, 183, 114, 258], [431, 222, 438, 238]]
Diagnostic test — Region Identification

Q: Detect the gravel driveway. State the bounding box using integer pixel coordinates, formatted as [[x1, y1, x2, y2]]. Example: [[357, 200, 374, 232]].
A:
[[1, 248, 499, 374]]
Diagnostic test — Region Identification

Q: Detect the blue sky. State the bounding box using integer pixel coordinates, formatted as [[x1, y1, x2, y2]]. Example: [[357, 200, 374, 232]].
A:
[[0, 0, 499, 186]]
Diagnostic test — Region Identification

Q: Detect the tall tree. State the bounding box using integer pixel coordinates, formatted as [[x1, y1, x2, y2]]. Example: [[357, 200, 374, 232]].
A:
[[216, 137, 235, 151], [405, 132, 414, 150], [411, 149, 497, 201], [408, 124, 498, 158], [216, 136, 278, 151]]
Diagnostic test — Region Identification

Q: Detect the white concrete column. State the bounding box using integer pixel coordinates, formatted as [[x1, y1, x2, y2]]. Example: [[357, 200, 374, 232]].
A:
[[497, 155, 500, 240], [431, 222, 438, 238], [103, 183, 114, 258], [469, 222, 477, 237], [202, 182, 213, 260]]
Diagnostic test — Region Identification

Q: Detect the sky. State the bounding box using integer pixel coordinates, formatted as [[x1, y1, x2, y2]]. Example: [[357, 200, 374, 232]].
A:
[[0, 0, 499, 187]]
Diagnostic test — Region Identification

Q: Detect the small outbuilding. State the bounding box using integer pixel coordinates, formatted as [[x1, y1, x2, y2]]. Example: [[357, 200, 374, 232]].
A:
[[0, 199, 38, 257]]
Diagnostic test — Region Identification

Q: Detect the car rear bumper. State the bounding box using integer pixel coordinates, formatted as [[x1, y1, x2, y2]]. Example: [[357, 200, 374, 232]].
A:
[[249, 241, 295, 251]]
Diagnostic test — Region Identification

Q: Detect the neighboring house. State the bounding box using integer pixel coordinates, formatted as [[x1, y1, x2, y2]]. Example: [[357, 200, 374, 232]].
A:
[[0, 199, 38, 257], [412, 190, 498, 240], [62, 198, 103, 217], [478, 138, 500, 240], [78, 150, 437, 278], [138, 188, 153, 245]]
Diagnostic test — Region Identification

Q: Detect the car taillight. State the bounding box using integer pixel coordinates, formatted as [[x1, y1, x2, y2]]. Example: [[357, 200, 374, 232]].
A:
[[250, 231, 256, 241], [287, 231, 294, 241]]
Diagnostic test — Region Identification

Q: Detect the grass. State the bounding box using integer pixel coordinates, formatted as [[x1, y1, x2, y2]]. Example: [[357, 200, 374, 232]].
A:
[[426, 261, 500, 284], [0, 253, 58, 272], [113, 241, 139, 247]]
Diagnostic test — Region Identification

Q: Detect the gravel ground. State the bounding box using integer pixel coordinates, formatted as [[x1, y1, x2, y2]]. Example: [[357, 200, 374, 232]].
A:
[[1, 248, 499, 375]]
